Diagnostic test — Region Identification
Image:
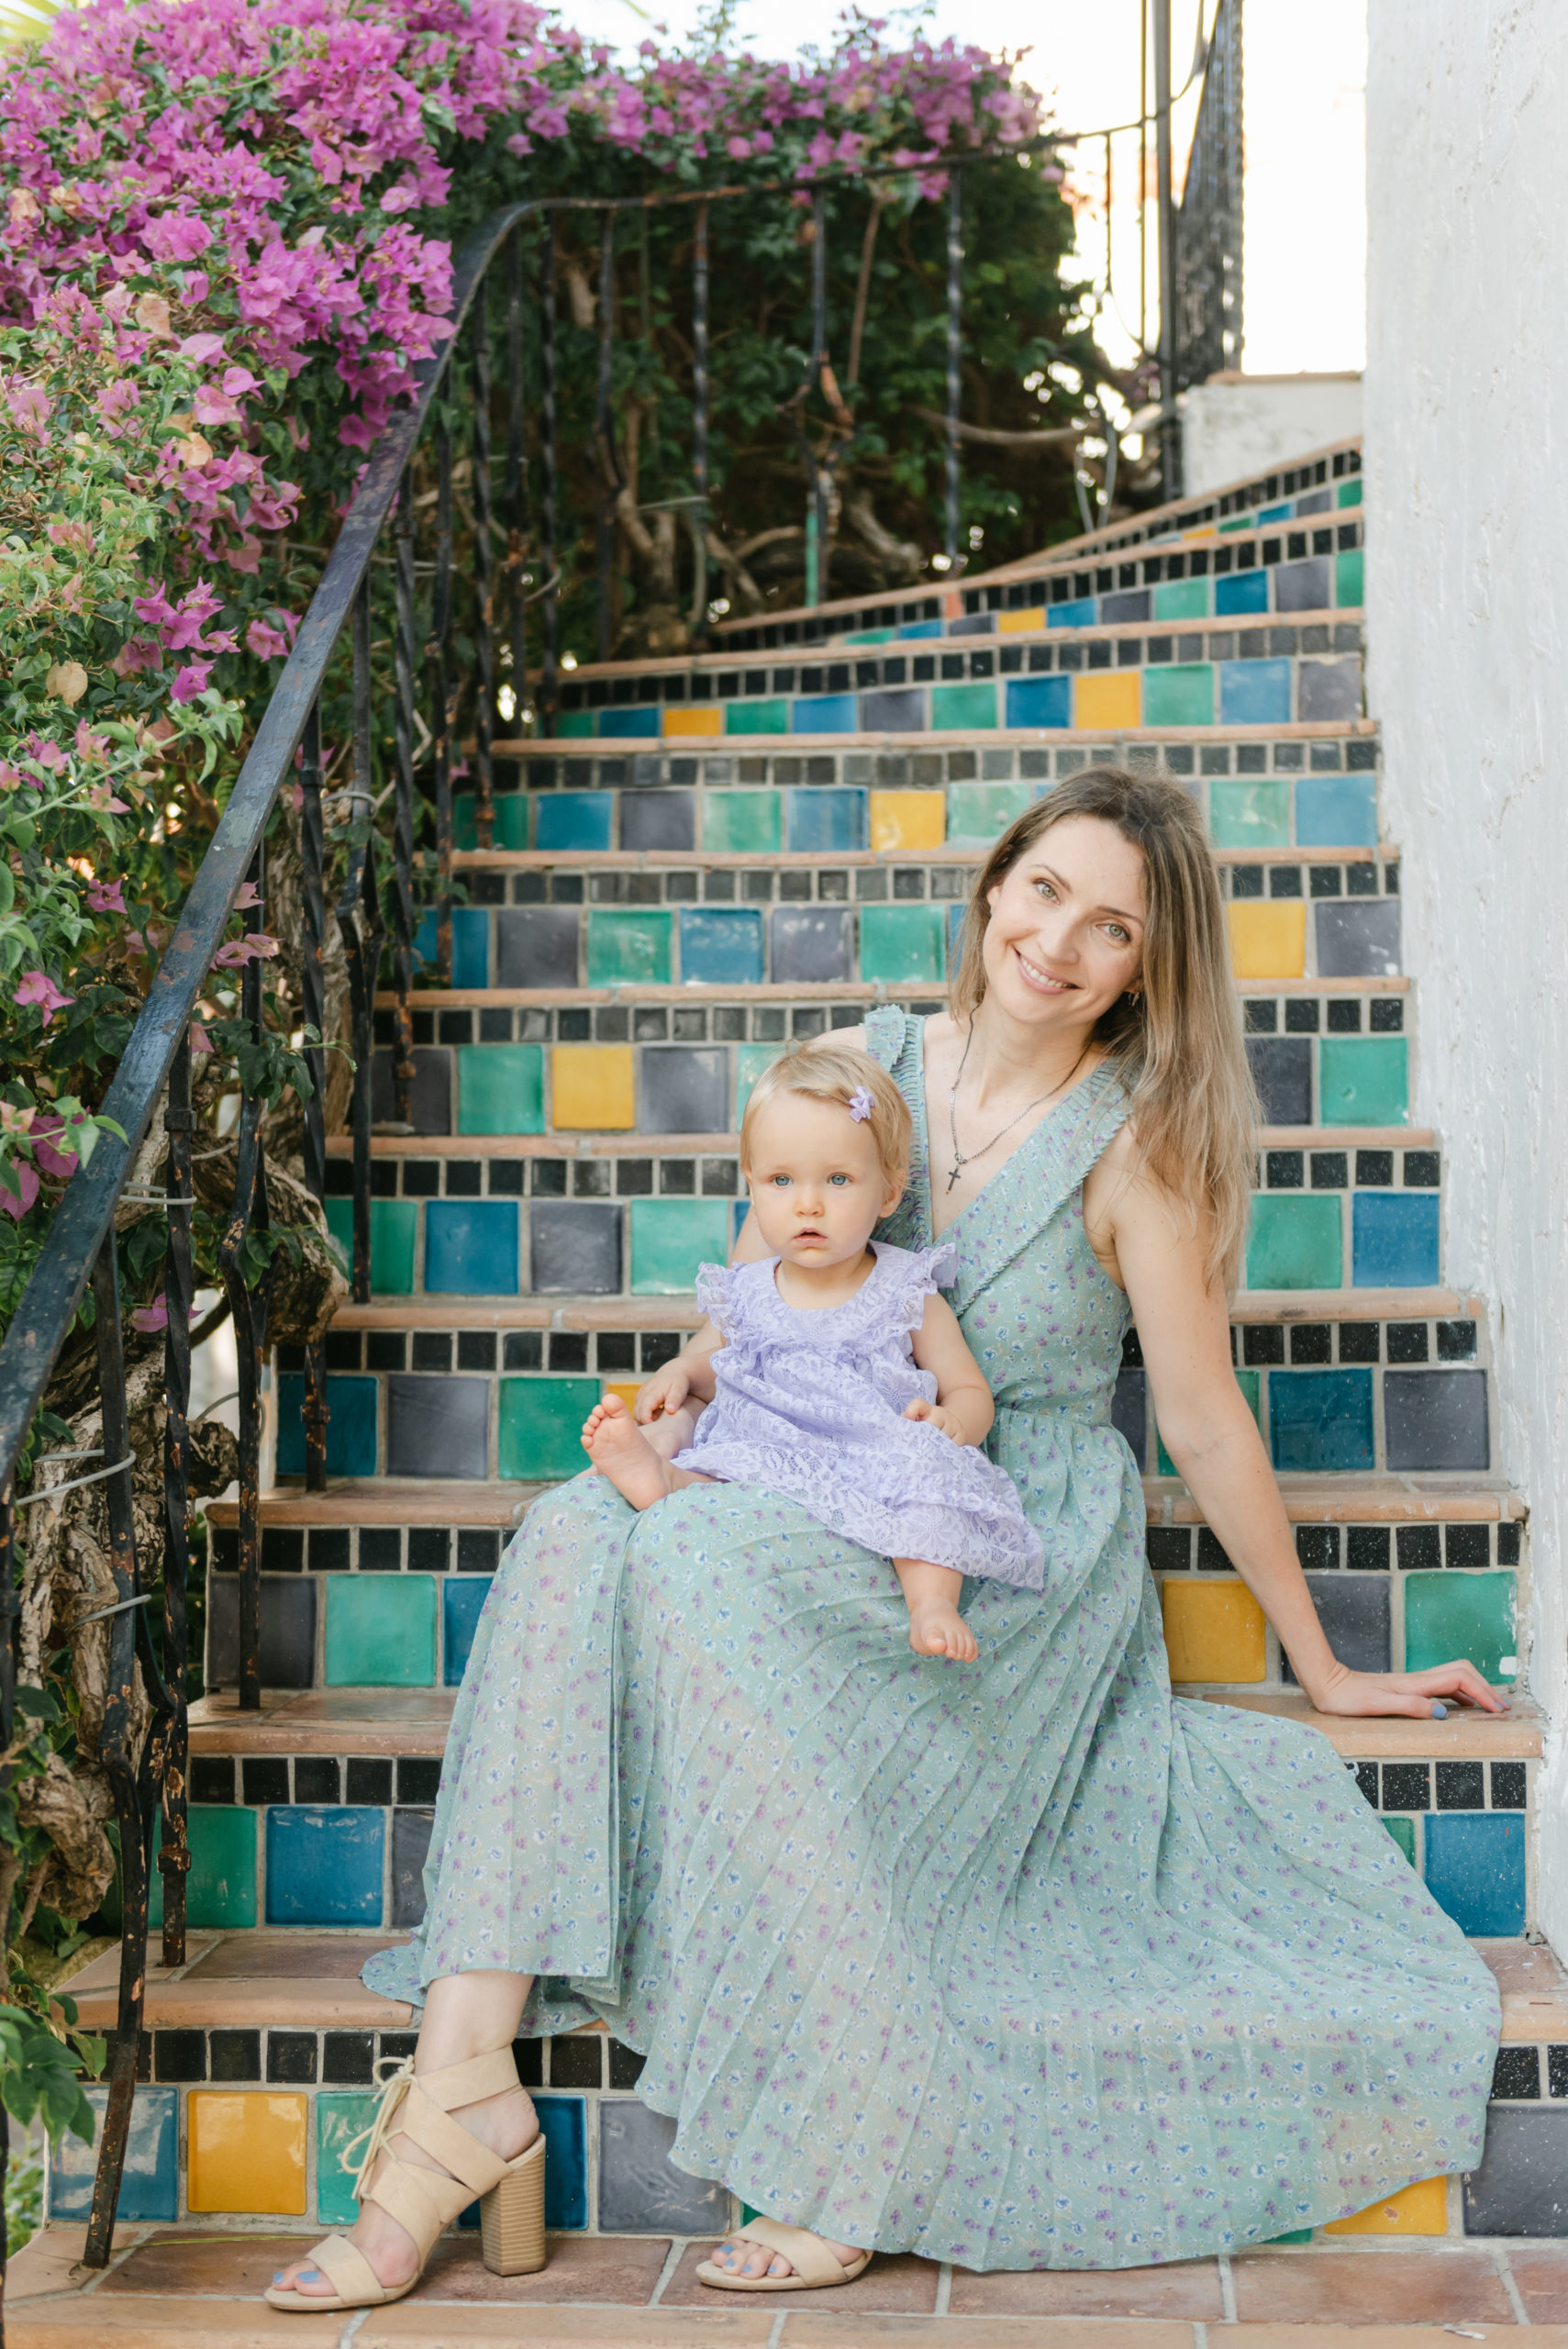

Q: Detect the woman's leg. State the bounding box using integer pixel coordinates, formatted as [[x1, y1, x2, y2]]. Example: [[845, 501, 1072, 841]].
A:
[[272, 1969, 537, 2299]]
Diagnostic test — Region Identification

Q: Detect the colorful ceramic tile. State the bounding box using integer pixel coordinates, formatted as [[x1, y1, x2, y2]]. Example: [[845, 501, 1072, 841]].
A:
[[187, 2092, 308, 2215], [1422, 1811, 1526, 1936], [601, 707, 660, 739], [792, 693, 858, 733], [769, 905, 853, 983], [1318, 1036, 1408, 1126], [598, 2100, 730, 2232], [1404, 1570, 1517, 1684], [1245, 1194, 1342, 1289], [1073, 670, 1141, 730], [534, 793, 612, 852], [585, 907, 674, 989], [493, 795, 529, 851], [1384, 1815, 1417, 1864], [997, 607, 1046, 634], [495, 907, 581, 990], [458, 1044, 545, 1137], [1003, 676, 1071, 729], [416, 904, 491, 987], [629, 1197, 730, 1293], [1462, 2110, 1568, 2235], [1296, 1571, 1390, 1674], [1385, 1367, 1489, 1473], [736, 1043, 782, 1122], [1218, 657, 1293, 727], [424, 1199, 519, 1296], [1316, 899, 1401, 977], [385, 1375, 491, 1479], [274, 1372, 378, 1479], [324, 1198, 417, 1296], [930, 681, 997, 731], [551, 1044, 636, 1130], [1295, 774, 1378, 846], [147, 1803, 256, 1932], [679, 907, 764, 986], [324, 1575, 437, 1687], [1267, 1367, 1375, 1474], [859, 903, 947, 985], [1298, 656, 1362, 723], [317, 2092, 380, 2226], [48, 2088, 178, 2223], [1338, 478, 1363, 508], [784, 787, 868, 853], [1207, 779, 1293, 850], [1160, 1580, 1267, 1682], [724, 698, 790, 735], [528, 1199, 623, 1294], [536, 2095, 589, 2230], [619, 790, 695, 852], [556, 711, 595, 740], [947, 782, 1032, 842], [266, 1805, 385, 1927], [1049, 596, 1098, 629], [1141, 663, 1215, 728], [1325, 2177, 1448, 2236], [1153, 578, 1209, 621], [498, 1376, 601, 1481], [444, 1575, 493, 1686], [205, 1575, 317, 1694], [1214, 571, 1270, 617], [1351, 1192, 1440, 1286], [639, 1045, 730, 1132], [1337, 548, 1364, 606], [870, 791, 946, 852], [1275, 556, 1332, 614], [1226, 900, 1307, 979], [702, 790, 782, 853], [662, 705, 721, 736], [861, 687, 923, 731]]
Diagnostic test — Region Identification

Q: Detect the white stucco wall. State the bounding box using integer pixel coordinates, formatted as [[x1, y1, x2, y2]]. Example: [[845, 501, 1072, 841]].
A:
[[1179, 373, 1362, 496], [1365, 2, 1568, 1945]]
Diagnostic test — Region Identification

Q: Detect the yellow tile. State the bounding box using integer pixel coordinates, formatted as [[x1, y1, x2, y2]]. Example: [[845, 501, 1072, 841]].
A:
[[870, 791, 946, 852], [187, 2091, 307, 2214], [551, 1044, 635, 1130], [1073, 669, 1142, 730], [1160, 1580, 1267, 1684], [1325, 2176, 1448, 2235], [662, 706, 721, 737], [606, 1381, 641, 1413], [1227, 899, 1307, 979], [998, 607, 1047, 635]]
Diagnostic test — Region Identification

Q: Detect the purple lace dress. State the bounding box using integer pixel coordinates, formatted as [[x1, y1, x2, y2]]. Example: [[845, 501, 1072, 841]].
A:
[[671, 1242, 1045, 1587]]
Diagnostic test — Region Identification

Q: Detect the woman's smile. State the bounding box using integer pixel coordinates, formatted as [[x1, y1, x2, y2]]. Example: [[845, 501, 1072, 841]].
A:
[[1011, 944, 1077, 994]]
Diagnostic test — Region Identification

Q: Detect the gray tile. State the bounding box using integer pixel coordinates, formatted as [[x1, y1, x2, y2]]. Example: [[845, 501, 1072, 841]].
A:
[[390, 1809, 433, 1929], [1297, 655, 1362, 722], [619, 790, 695, 852], [529, 1199, 623, 1293], [1316, 899, 1401, 977], [1284, 1573, 1391, 1678], [496, 907, 581, 990], [1273, 556, 1331, 612], [1463, 2107, 1568, 2233], [860, 687, 923, 731], [372, 1048, 450, 1135], [385, 1375, 491, 1478], [1246, 1036, 1312, 1126], [597, 2100, 728, 2232], [1100, 589, 1150, 625], [769, 905, 852, 984], [207, 1575, 317, 1690], [1385, 1369, 1490, 1473], [1111, 1367, 1147, 1469], [639, 1046, 729, 1133]]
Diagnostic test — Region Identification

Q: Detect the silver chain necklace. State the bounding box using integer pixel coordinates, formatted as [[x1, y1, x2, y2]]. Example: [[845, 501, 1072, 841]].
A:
[[945, 1020, 1095, 1193]]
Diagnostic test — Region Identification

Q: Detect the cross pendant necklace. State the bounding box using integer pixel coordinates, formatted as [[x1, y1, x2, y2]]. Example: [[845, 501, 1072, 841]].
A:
[[946, 1020, 1095, 1193]]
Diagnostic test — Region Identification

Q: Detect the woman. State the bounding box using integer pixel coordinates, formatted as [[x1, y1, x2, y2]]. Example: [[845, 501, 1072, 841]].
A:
[[268, 767, 1502, 2312]]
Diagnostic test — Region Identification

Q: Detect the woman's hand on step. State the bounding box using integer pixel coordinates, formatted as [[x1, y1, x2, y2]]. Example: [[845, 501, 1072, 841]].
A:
[[1300, 1656, 1507, 1720]]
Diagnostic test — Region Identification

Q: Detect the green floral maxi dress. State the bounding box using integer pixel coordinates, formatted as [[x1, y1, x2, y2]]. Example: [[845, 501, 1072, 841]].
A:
[[366, 1009, 1498, 2269]]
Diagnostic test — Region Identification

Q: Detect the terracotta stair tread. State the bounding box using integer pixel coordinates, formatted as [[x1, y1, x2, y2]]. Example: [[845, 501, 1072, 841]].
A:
[[374, 976, 1408, 1009], [453, 843, 1391, 871], [328, 1123, 1437, 1158], [495, 717, 1378, 755]]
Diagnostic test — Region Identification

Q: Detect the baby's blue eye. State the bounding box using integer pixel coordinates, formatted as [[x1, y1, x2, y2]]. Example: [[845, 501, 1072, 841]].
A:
[[828, 1173, 849, 1186], [771, 1174, 790, 1186]]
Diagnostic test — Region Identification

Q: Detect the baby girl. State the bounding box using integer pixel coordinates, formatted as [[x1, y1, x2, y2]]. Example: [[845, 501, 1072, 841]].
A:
[[581, 1045, 1043, 1660]]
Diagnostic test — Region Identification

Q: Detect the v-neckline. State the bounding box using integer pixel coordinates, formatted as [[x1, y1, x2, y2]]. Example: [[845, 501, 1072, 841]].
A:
[[912, 1017, 1111, 1247]]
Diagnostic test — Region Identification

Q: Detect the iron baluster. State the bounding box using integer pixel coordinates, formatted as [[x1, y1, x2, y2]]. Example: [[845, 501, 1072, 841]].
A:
[[595, 210, 620, 662], [1173, 0, 1243, 389], [689, 201, 710, 641], [944, 170, 962, 570], [299, 700, 328, 1492], [506, 226, 529, 739], [158, 1047, 195, 1963], [392, 465, 418, 1121], [431, 416, 455, 989], [337, 573, 385, 1309], [471, 286, 495, 851], [217, 841, 269, 1713], [539, 219, 559, 733], [1153, 0, 1181, 497]]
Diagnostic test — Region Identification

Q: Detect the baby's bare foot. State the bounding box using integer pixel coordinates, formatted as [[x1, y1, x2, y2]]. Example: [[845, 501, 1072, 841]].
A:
[[907, 1598, 978, 1662], [583, 1394, 683, 1509]]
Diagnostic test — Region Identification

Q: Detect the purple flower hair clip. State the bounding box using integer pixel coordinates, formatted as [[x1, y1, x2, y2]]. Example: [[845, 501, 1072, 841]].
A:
[[848, 1085, 873, 1123]]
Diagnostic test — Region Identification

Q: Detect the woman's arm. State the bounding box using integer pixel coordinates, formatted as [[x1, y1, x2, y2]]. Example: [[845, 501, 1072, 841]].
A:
[[632, 1206, 773, 1423], [907, 1294, 995, 1445], [1107, 1156, 1504, 1720]]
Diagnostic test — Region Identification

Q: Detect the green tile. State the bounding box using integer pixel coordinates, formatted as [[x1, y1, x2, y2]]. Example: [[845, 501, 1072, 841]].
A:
[[1245, 1195, 1342, 1290], [324, 1198, 417, 1296], [458, 1044, 545, 1136], [559, 710, 595, 738], [725, 699, 790, 735], [628, 1197, 730, 1294], [1152, 579, 1210, 622], [497, 1375, 600, 1481], [1337, 478, 1363, 509], [452, 793, 476, 852], [1141, 663, 1214, 728], [736, 1043, 782, 1122], [1403, 1571, 1518, 1684], [858, 903, 947, 984], [585, 907, 673, 988], [1384, 1815, 1417, 1865], [325, 1576, 437, 1687], [704, 791, 782, 854], [149, 1805, 257, 1932], [930, 681, 997, 731], [1208, 778, 1293, 849], [1318, 1037, 1407, 1127], [1336, 548, 1364, 607], [947, 781, 1032, 842], [317, 2095, 378, 2226], [842, 629, 895, 645], [493, 795, 529, 850], [1159, 1370, 1259, 1475]]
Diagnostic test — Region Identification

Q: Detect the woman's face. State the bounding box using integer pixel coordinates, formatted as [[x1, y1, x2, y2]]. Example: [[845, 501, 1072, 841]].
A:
[[982, 814, 1146, 1034]]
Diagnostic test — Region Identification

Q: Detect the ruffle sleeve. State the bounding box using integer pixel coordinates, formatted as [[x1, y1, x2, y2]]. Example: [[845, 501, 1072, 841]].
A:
[[890, 1241, 960, 1336], [694, 1260, 735, 1336]]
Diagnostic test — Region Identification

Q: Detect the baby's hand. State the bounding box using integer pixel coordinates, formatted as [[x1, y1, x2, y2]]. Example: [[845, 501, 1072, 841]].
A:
[[904, 1397, 970, 1444], [635, 1363, 691, 1425]]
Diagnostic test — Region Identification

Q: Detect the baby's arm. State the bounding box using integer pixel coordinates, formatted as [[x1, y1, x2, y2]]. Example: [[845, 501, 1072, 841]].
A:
[[906, 1294, 995, 1446]]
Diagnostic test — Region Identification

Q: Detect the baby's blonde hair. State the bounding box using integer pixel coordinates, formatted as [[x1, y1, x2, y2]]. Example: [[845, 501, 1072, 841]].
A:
[[740, 1045, 912, 1194]]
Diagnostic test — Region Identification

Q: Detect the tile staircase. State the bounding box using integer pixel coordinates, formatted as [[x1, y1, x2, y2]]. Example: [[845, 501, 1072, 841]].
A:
[[31, 429, 1568, 2327]]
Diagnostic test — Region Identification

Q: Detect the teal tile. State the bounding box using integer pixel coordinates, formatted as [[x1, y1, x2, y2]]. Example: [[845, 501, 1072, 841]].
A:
[[947, 781, 1031, 842], [1141, 663, 1214, 728], [1267, 1367, 1374, 1474], [458, 1044, 545, 1137], [858, 903, 947, 984], [930, 681, 997, 731], [703, 791, 781, 854], [493, 796, 529, 851], [585, 908, 673, 988], [1245, 1195, 1342, 1290], [1158, 1370, 1258, 1475], [453, 792, 476, 851], [536, 794, 612, 852], [1337, 548, 1364, 607], [1384, 1815, 1417, 1865], [497, 1375, 599, 1480], [1423, 1811, 1525, 1935], [48, 2087, 177, 2222], [317, 2094, 378, 2226], [1404, 1571, 1517, 1684], [425, 1199, 518, 1295], [1338, 478, 1363, 508], [1208, 778, 1293, 850], [629, 1197, 730, 1293], [274, 1375, 377, 1478], [325, 1575, 437, 1687], [325, 1198, 417, 1296], [558, 710, 595, 737], [1318, 1037, 1408, 1126], [600, 707, 659, 740], [735, 1043, 782, 1122], [150, 1806, 257, 1932], [1152, 578, 1209, 621], [725, 699, 789, 735]]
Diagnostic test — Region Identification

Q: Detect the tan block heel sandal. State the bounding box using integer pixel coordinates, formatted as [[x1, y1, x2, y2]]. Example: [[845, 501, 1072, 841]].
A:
[[695, 2216, 872, 2292], [262, 2048, 546, 2312]]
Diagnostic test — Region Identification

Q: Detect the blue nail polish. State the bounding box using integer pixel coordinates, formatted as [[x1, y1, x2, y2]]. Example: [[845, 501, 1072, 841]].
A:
[[1430, 1701, 1448, 1720]]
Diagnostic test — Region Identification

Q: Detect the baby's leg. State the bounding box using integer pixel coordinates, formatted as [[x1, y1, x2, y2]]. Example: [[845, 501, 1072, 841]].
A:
[[639, 1397, 705, 1462], [582, 1395, 713, 1511], [893, 1557, 978, 1662]]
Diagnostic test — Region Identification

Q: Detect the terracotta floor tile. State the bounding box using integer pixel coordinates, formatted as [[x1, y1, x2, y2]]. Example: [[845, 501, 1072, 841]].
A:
[[660, 2242, 938, 2311], [948, 2255, 1221, 2317], [8, 2296, 343, 2346], [1228, 2330, 1559, 2348], [361, 2306, 773, 2344], [100, 2232, 321, 2296], [6, 2226, 146, 2302], [776, 2318, 1195, 2348], [406, 2233, 672, 2303], [1230, 2246, 1515, 2324], [1508, 2243, 1568, 2321]]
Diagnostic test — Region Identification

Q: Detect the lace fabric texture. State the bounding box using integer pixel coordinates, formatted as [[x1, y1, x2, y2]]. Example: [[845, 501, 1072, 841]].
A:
[[672, 1242, 1046, 1588]]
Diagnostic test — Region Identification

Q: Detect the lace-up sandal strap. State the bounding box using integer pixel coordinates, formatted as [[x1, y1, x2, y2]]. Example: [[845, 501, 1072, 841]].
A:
[[732, 2220, 859, 2286], [413, 2048, 521, 2111], [298, 2234, 395, 2308]]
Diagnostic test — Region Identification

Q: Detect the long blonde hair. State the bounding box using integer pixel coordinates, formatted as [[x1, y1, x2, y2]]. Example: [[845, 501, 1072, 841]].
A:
[[950, 766, 1257, 1291]]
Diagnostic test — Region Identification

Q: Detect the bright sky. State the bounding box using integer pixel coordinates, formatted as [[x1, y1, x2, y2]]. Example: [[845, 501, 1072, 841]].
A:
[[556, 0, 1367, 378]]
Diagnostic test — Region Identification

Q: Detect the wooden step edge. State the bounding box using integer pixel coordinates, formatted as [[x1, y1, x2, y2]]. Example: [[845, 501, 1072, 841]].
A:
[[375, 975, 1409, 1009], [452, 844, 1393, 870], [491, 718, 1380, 756], [328, 1123, 1436, 1160]]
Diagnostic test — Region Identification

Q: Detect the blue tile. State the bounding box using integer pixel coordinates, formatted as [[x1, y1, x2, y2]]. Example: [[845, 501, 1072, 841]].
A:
[[1049, 597, 1098, 629], [896, 618, 942, 640], [444, 1576, 494, 1686], [451, 906, 490, 990], [535, 793, 612, 852], [1352, 1193, 1440, 1286], [1215, 570, 1270, 617], [1257, 499, 1292, 523], [49, 2087, 178, 2222], [265, 1807, 386, 1928], [413, 907, 438, 966], [275, 1375, 377, 1477], [785, 787, 867, 852], [1423, 1811, 1526, 1937], [792, 693, 858, 733], [1005, 676, 1072, 729], [599, 707, 660, 739], [535, 2094, 588, 2229], [1218, 658, 1294, 727], [1296, 774, 1379, 846], [679, 907, 764, 985], [424, 1200, 519, 1296], [1267, 1367, 1374, 1473]]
